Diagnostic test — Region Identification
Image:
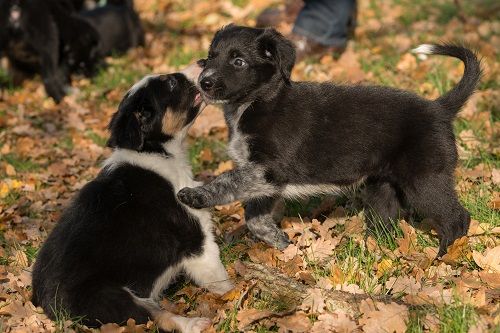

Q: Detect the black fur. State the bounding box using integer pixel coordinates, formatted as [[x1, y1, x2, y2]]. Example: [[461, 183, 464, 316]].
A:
[[178, 25, 481, 256], [0, 0, 99, 101], [79, 0, 144, 59], [32, 73, 205, 328]]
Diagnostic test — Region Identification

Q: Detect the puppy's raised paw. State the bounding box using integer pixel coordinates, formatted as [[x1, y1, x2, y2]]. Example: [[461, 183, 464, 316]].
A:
[[177, 187, 210, 209]]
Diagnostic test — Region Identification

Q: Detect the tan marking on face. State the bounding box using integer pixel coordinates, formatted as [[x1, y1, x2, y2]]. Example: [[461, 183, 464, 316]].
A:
[[162, 108, 186, 135]]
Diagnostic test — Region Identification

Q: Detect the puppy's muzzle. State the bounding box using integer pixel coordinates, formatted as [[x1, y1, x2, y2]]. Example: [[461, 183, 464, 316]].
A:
[[199, 69, 216, 94]]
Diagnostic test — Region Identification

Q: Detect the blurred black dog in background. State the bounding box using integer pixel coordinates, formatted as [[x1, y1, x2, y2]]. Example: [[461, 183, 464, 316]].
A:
[[80, 0, 144, 59], [0, 0, 144, 102]]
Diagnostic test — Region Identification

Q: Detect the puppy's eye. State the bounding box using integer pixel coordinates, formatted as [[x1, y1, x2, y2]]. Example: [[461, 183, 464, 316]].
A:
[[141, 106, 153, 119], [231, 58, 247, 68]]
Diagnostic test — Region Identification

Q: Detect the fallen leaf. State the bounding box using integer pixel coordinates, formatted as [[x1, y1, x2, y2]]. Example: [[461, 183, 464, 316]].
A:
[[311, 311, 358, 333], [359, 300, 408, 333], [236, 308, 273, 330], [276, 312, 312, 333], [441, 236, 469, 265], [473, 246, 500, 272], [301, 288, 325, 313]]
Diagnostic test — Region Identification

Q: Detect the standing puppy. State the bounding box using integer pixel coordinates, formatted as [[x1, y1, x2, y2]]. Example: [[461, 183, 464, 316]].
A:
[[32, 68, 233, 332], [177, 25, 481, 256]]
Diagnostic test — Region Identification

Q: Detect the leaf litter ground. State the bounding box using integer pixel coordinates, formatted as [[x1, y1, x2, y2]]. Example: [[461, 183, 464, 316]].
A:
[[0, 0, 499, 332]]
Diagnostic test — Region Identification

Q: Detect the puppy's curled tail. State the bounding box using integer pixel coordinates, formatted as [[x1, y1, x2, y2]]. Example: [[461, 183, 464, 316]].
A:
[[412, 43, 481, 119]]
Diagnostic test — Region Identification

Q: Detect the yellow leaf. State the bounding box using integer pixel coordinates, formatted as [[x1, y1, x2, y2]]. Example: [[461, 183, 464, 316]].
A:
[[221, 288, 240, 301], [0, 183, 9, 198], [376, 259, 393, 277]]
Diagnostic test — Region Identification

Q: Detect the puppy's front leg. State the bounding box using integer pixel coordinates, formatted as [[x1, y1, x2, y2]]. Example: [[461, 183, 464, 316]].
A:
[[246, 197, 289, 249], [177, 166, 278, 209]]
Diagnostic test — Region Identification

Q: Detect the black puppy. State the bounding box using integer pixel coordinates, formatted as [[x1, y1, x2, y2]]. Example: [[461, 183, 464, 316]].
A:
[[79, 0, 144, 59], [0, 0, 99, 101], [32, 68, 233, 332], [177, 25, 481, 256]]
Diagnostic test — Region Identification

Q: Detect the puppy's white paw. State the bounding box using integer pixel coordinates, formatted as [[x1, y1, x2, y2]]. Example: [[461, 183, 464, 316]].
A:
[[209, 280, 234, 296], [184, 317, 212, 333]]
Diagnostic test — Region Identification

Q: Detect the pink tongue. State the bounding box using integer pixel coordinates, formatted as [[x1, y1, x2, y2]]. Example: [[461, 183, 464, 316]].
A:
[[195, 93, 201, 104]]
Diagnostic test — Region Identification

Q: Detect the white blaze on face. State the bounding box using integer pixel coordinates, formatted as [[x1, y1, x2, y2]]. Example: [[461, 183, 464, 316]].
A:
[[9, 5, 21, 26]]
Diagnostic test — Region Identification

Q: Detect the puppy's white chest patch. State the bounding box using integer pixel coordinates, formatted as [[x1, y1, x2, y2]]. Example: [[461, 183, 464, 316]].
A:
[[227, 102, 252, 167]]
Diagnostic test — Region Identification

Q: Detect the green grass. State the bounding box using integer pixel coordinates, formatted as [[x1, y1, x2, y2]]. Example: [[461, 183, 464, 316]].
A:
[[218, 303, 239, 333], [90, 64, 144, 97], [2, 190, 21, 207], [24, 244, 38, 265], [219, 239, 248, 266], [2, 153, 41, 172], [367, 216, 404, 251], [231, 0, 250, 7], [188, 137, 227, 174], [49, 299, 85, 333], [251, 291, 290, 313], [460, 183, 500, 227], [437, 301, 477, 333], [85, 130, 107, 147], [168, 47, 206, 68]]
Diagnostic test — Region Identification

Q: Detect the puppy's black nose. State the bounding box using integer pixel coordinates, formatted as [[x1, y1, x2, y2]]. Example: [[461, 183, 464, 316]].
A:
[[200, 77, 215, 92]]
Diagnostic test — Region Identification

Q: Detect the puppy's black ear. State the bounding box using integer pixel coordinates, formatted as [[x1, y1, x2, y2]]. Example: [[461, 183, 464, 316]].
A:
[[107, 101, 144, 150], [257, 28, 296, 84]]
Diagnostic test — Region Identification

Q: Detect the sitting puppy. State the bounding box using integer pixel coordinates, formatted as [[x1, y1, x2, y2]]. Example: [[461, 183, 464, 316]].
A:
[[79, 0, 144, 59], [0, 0, 99, 101], [32, 67, 233, 332], [177, 25, 481, 256]]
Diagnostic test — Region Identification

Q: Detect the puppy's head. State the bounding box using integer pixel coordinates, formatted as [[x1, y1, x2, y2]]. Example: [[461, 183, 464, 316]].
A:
[[107, 72, 203, 153], [198, 24, 296, 105]]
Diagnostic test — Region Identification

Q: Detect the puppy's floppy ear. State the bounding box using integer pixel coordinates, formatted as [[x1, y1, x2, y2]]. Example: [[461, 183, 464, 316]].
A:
[[257, 28, 296, 84], [107, 100, 144, 150]]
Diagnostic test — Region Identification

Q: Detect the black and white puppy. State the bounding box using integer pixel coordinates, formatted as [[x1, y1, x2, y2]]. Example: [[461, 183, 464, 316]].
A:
[[79, 0, 144, 59], [177, 25, 481, 256], [32, 67, 233, 332]]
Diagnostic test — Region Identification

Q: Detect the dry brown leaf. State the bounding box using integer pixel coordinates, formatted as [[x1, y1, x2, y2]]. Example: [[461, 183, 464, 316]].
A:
[[441, 236, 469, 265], [397, 220, 418, 255], [385, 275, 421, 295], [344, 216, 364, 234], [473, 246, 500, 272], [311, 311, 358, 333], [359, 300, 408, 333], [276, 312, 312, 333], [236, 308, 273, 330], [300, 288, 326, 313], [478, 271, 500, 289]]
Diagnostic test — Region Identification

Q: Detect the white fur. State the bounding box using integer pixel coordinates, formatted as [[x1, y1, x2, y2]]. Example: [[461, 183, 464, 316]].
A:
[[105, 132, 232, 312], [282, 184, 344, 198], [411, 44, 435, 55], [127, 74, 158, 97], [227, 102, 252, 166], [411, 44, 435, 60], [282, 178, 367, 199]]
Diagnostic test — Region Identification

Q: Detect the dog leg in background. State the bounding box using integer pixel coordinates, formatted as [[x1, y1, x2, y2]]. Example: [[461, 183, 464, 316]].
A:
[[177, 166, 278, 209], [245, 197, 290, 249], [182, 238, 234, 295]]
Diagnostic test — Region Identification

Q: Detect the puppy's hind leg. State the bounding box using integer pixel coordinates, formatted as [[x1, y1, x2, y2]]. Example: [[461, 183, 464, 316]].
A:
[[401, 173, 470, 257], [362, 180, 405, 235], [245, 197, 290, 250], [182, 237, 234, 295]]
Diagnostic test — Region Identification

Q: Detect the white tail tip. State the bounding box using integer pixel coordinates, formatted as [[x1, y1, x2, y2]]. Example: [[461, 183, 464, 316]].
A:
[[411, 44, 435, 55]]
